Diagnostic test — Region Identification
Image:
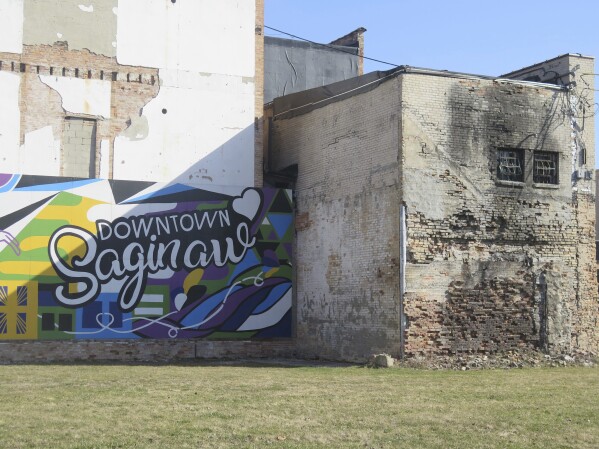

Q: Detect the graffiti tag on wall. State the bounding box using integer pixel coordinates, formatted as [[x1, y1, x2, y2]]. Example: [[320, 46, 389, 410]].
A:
[[0, 174, 293, 340]]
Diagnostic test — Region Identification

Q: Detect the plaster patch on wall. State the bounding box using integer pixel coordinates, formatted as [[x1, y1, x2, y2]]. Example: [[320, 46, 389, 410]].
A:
[[113, 70, 254, 185], [39, 75, 112, 118], [0, 0, 24, 54], [116, 0, 255, 76], [23, 0, 117, 57], [120, 115, 149, 141], [20, 126, 61, 175], [99, 139, 110, 178], [0, 72, 22, 170]]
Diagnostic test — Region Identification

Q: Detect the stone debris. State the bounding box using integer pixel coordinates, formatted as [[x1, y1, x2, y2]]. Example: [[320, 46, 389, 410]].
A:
[[396, 349, 597, 370], [368, 354, 395, 368]]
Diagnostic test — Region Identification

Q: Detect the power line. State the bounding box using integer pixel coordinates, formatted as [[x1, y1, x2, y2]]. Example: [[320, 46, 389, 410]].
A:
[[263, 25, 399, 68]]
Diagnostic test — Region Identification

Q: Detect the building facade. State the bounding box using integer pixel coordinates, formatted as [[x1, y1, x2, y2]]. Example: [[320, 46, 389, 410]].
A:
[[267, 55, 598, 361], [0, 0, 298, 362], [0, 0, 264, 187], [0, 2, 596, 363]]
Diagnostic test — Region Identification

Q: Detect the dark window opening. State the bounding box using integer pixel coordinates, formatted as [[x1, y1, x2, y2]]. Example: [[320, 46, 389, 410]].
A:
[[533, 151, 559, 184], [497, 149, 524, 182], [579, 144, 587, 166]]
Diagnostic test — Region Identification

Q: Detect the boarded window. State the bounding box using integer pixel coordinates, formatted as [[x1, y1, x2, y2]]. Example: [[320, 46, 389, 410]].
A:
[[62, 118, 97, 178], [533, 151, 559, 185], [497, 149, 524, 182]]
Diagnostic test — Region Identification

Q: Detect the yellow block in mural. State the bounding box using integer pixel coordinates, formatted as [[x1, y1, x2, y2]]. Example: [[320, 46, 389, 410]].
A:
[[0, 281, 38, 340]]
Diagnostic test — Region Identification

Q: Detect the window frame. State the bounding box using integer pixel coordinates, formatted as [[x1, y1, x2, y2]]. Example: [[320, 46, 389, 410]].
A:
[[533, 151, 559, 185], [497, 148, 525, 183]]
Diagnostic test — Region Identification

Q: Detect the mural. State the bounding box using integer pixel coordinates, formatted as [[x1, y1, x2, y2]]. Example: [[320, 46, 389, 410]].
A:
[[0, 174, 293, 340]]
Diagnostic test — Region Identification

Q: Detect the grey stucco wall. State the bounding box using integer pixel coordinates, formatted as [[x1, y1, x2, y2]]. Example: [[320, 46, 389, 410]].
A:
[[264, 36, 359, 104]]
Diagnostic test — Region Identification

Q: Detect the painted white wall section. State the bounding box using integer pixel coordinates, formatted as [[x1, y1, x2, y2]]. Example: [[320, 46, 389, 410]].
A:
[[39, 76, 112, 118], [0, 0, 24, 53], [0, 72, 22, 171], [99, 139, 110, 179], [113, 70, 255, 185], [19, 126, 61, 175], [116, 0, 255, 77]]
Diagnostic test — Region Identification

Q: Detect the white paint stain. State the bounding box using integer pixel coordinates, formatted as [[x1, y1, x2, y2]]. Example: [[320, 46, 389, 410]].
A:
[[112, 41, 117, 48], [57, 32, 63, 38], [78, 4, 94, 12], [20, 126, 61, 175], [99, 139, 110, 179], [0, 72, 21, 171], [116, 0, 254, 76], [0, 0, 24, 54], [39, 75, 112, 118], [112, 6, 118, 14], [113, 69, 255, 185]]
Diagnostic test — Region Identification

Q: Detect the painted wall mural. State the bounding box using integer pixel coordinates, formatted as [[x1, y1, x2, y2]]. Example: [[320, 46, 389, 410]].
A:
[[0, 174, 293, 340]]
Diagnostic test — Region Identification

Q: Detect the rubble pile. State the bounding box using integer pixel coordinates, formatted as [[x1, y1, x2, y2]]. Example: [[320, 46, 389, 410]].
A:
[[394, 350, 598, 370]]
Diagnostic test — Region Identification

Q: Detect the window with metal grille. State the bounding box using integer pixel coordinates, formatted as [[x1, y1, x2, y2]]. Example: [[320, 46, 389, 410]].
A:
[[533, 151, 559, 184], [497, 149, 524, 182]]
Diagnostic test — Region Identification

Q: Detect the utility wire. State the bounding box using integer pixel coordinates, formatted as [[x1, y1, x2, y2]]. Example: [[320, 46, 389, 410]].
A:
[[264, 25, 399, 68]]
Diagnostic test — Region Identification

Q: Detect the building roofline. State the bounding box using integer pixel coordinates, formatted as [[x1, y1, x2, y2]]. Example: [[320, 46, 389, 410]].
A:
[[502, 53, 594, 77], [269, 65, 567, 121], [264, 35, 358, 53]]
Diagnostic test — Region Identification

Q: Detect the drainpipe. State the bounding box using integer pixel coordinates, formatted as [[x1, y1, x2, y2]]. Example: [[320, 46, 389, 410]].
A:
[[399, 204, 407, 359]]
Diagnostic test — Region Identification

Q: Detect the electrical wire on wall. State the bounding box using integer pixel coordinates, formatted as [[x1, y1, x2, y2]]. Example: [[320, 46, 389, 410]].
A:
[[264, 25, 399, 68]]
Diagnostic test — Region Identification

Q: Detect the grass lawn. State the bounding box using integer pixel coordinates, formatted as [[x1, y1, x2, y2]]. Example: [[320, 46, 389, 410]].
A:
[[0, 363, 597, 449]]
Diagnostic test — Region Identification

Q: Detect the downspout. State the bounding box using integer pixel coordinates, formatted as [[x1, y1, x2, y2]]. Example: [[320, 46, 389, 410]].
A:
[[397, 72, 406, 360], [399, 203, 407, 359]]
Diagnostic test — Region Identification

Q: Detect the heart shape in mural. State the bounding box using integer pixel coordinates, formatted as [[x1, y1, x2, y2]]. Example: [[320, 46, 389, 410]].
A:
[[232, 188, 261, 221]]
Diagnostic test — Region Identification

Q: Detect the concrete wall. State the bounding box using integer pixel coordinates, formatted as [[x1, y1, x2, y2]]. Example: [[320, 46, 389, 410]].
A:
[[0, 0, 262, 187], [269, 78, 402, 361], [264, 36, 359, 104]]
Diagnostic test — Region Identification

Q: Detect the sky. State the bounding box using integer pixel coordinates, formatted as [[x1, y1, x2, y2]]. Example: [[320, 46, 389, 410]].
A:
[[265, 0, 599, 166]]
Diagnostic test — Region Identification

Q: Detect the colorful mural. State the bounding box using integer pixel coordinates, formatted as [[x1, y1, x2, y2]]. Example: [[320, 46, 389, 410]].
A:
[[0, 174, 293, 340]]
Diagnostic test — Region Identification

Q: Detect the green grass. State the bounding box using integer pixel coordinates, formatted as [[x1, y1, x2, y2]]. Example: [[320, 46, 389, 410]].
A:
[[0, 363, 597, 448]]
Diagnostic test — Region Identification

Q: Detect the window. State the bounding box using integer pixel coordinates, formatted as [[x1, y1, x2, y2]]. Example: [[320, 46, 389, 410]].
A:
[[533, 151, 559, 185], [497, 149, 524, 182]]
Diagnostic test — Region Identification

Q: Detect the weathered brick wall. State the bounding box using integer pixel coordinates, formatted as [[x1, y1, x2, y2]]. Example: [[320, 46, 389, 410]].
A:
[[269, 66, 597, 361], [270, 78, 403, 361], [254, 0, 265, 188], [0, 44, 160, 178], [0, 340, 296, 363], [400, 71, 598, 356]]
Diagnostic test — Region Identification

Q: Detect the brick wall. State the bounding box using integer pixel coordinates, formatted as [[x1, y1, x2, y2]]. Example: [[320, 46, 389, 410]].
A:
[[0, 340, 296, 363], [254, 0, 265, 188], [61, 117, 96, 177], [401, 71, 597, 356], [0, 45, 160, 178], [269, 65, 598, 361], [270, 78, 403, 361]]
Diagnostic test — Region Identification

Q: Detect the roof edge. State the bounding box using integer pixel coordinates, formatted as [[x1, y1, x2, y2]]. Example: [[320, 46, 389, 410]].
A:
[[502, 53, 594, 77]]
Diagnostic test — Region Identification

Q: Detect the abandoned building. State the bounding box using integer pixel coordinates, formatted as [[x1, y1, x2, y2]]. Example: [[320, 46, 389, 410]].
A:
[[266, 54, 598, 360], [0, 0, 597, 362]]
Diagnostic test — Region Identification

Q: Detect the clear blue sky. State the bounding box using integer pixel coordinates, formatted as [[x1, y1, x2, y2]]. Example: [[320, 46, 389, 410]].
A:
[[265, 0, 599, 166]]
